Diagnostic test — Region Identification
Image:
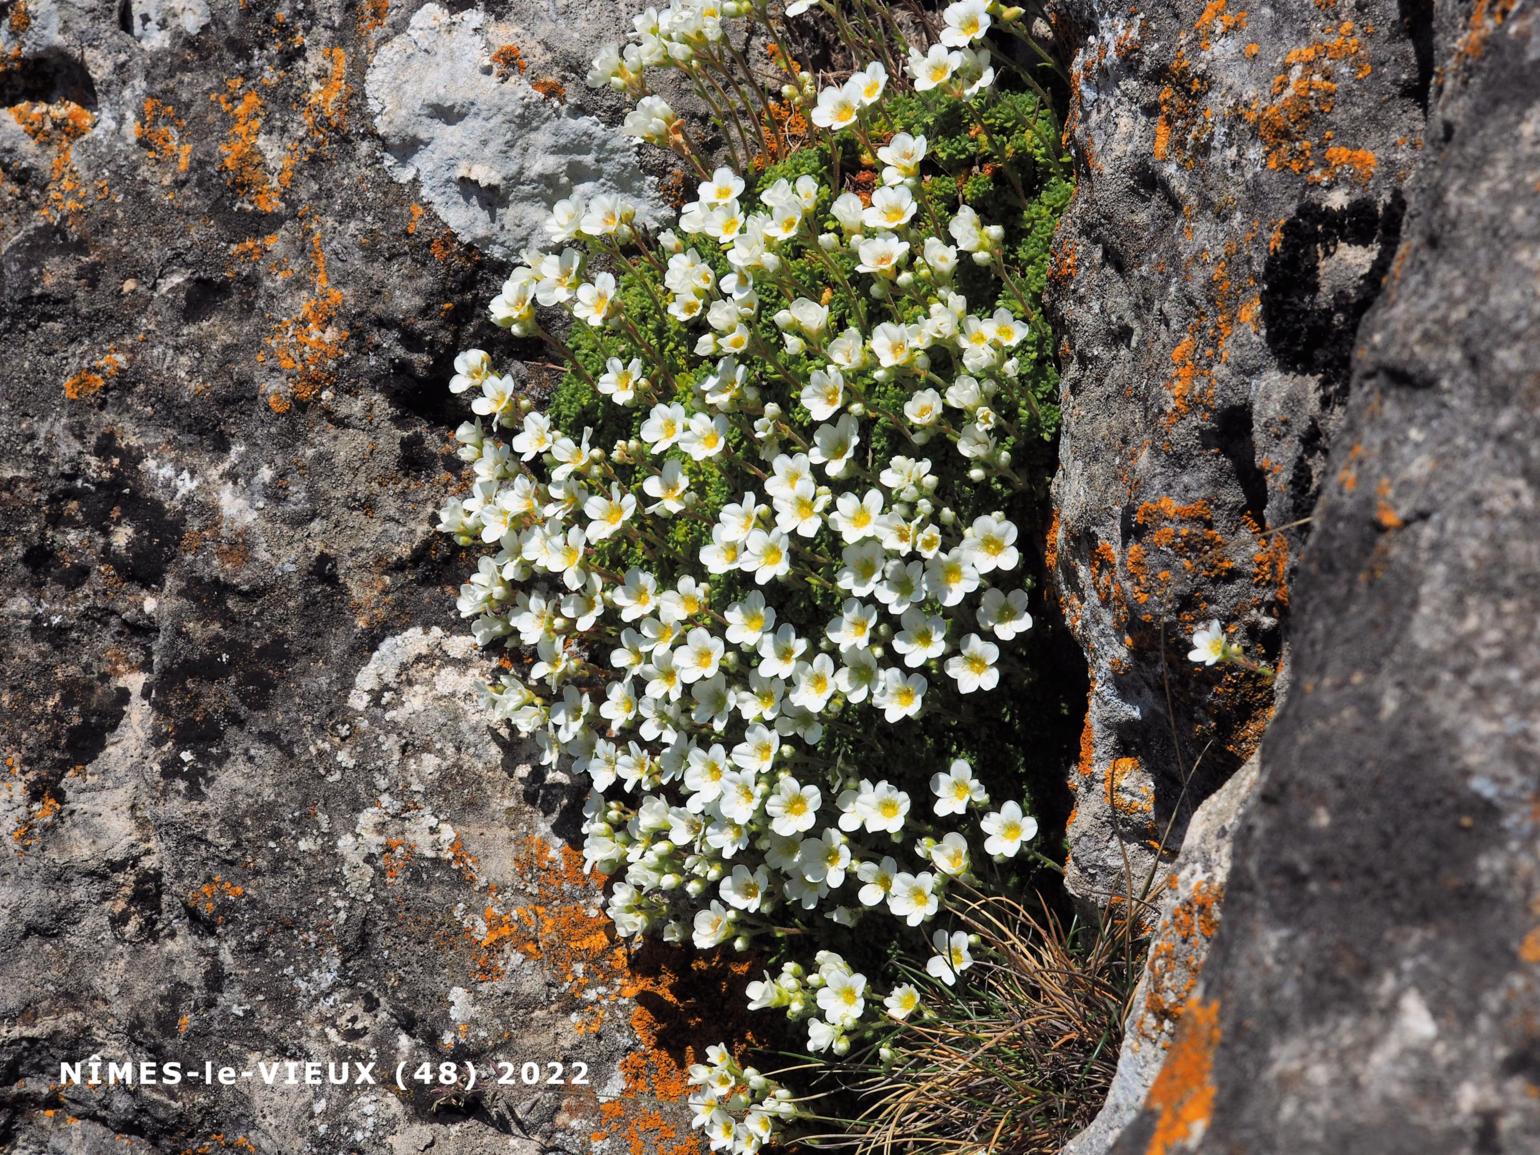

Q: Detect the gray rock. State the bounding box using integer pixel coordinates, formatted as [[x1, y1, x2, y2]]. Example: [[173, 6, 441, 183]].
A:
[[367, 3, 669, 261], [1048, 0, 1430, 906], [0, 0, 709, 1150], [1063, 756, 1256, 1155], [1106, 6, 1540, 1151]]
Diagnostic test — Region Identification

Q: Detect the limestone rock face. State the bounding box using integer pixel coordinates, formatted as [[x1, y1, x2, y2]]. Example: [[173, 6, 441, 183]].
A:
[[1051, 1, 1540, 1151], [1047, 0, 1429, 903], [0, 1, 711, 1151], [1109, 9, 1540, 1151]]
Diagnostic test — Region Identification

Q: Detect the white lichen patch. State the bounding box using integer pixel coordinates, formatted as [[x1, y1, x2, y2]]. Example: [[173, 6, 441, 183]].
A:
[[365, 3, 665, 259]]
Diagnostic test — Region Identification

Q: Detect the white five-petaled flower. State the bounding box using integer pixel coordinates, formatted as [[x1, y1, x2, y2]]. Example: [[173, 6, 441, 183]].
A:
[[981, 800, 1037, 858], [1188, 620, 1231, 665], [925, 929, 974, 986]]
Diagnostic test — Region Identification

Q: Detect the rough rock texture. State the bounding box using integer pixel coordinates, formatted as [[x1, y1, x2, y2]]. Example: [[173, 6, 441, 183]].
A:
[[1106, 6, 1540, 1152], [1048, 0, 1430, 903], [1050, 0, 1540, 1152], [0, 1, 721, 1151], [367, 3, 667, 261], [1062, 756, 1254, 1155]]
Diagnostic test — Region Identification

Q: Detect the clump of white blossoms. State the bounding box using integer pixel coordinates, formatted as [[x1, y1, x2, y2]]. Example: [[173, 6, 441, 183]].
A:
[[441, 1, 1069, 1149]]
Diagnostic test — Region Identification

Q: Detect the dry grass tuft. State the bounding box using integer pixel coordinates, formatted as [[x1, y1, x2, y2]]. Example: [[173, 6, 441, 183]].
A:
[[803, 889, 1141, 1155]]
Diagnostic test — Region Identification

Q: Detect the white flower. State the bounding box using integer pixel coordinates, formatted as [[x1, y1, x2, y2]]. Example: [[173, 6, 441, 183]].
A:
[[449, 349, 492, 394], [614, 568, 659, 621], [810, 414, 860, 477], [573, 272, 617, 325], [940, 0, 991, 47], [643, 459, 692, 514], [977, 587, 1033, 640], [931, 758, 988, 816], [903, 387, 943, 427], [825, 600, 877, 649], [887, 870, 939, 926], [856, 235, 910, 278], [693, 900, 735, 948], [981, 801, 1037, 858], [816, 969, 866, 1027], [877, 132, 927, 183], [925, 929, 974, 986], [884, 984, 921, 1020], [852, 61, 887, 106], [855, 855, 898, 906], [681, 412, 730, 460], [874, 669, 926, 722], [798, 828, 851, 887], [801, 367, 845, 422], [964, 514, 1020, 573], [928, 831, 969, 876], [678, 627, 725, 683], [726, 592, 776, 647], [835, 647, 880, 703], [925, 550, 980, 607], [862, 185, 916, 231], [698, 165, 746, 205], [717, 771, 764, 824], [720, 864, 770, 912], [893, 609, 947, 668], [790, 653, 837, 712], [766, 776, 821, 836], [945, 633, 999, 693], [641, 402, 688, 451], [837, 540, 886, 597], [830, 488, 883, 542], [757, 623, 806, 678], [906, 43, 961, 91], [774, 479, 829, 537], [743, 528, 792, 584], [1188, 620, 1229, 665], [811, 84, 858, 130], [623, 94, 676, 144], [864, 781, 911, 834], [732, 724, 781, 774]]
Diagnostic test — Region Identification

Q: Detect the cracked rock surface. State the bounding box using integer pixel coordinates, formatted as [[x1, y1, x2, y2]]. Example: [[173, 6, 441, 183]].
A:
[[0, 1, 711, 1151]]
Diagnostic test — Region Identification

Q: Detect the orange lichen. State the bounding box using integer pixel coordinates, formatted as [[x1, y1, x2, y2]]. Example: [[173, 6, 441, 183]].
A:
[[62, 352, 125, 399], [1153, 50, 1211, 165], [303, 47, 349, 141], [1519, 927, 1540, 965], [187, 876, 247, 924], [8, 99, 95, 223], [530, 76, 567, 103], [491, 43, 527, 78], [1459, 0, 1519, 60], [10, 791, 61, 852], [1239, 23, 1374, 182], [358, 0, 389, 34], [211, 80, 282, 211], [261, 225, 348, 403], [1374, 478, 1403, 530], [1322, 144, 1375, 183], [8, 0, 31, 35], [471, 837, 755, 1154], [62, 370, 105, 400], [1194, 0, 1248, 50], [1144, 996, 1221, 1155], [1107, 756, 1153, 817], [1251, 529, 1290, 606], [136, 98, 192, 173]]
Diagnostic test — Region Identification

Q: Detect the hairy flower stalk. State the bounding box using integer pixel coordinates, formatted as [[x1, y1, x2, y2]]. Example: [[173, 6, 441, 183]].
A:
[[442, 2, 1071, 1149]]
